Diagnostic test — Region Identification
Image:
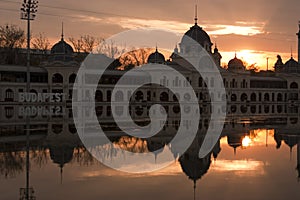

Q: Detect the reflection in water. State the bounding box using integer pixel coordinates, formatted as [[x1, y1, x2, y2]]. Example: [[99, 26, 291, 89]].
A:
[[0, 104, 300, 199]]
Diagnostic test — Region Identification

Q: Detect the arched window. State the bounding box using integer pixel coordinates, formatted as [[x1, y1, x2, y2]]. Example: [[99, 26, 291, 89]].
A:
[[5, 89, 14, 102], [135, 91, 144, 101], [135, 106, 144, 116], [115, 106, 124, 116], [240, 93, 248, 102], [115, 91, 124, 102], [250, 93, 256, 102], [198, 77, 203, 87], [69, 73, 76, 84], [160, 92, 169, 102], [241, 105, 248, 113], [231, 105, 237, 113], [5, 107, 14, 118], [95, 90, 103, 102], [231, 94, 237, 102], [68, 124, 77, 134], [95, 106, 103, 116], [52, 73, 63, 84], [250, 105, 256, 114], [52, 124, 63, 134], [173, 106, 180, 114], [290, 82, 298, 89], [277, 93, 283, 102], [264, 105, 270, 113], [264, 93, 270, 101]]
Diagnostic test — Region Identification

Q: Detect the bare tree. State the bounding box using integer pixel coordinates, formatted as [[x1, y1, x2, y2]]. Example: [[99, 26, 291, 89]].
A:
[[81, 35, 99, 53], [0, 24, 25, 48], [31, 32, 50, 52], [95, 39, 126, 59], [68, 35, 100, 53], [247, 63, 259, 72], [68, 36, 83, 53], [118, 48, 152, 70]]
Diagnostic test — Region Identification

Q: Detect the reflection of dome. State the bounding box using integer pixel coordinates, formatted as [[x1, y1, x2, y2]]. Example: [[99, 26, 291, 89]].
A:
[[147, 48, 165, 64], [227, 133, 243, 154], [181, 24, 212, 48], [282, 134, 299, 149], [179, 153, 211, 182], [228, 55, 245, 71], [49, 145, 74, 167]]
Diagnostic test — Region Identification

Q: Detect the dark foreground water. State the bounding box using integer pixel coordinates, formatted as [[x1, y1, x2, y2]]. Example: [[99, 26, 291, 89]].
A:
[[0, 104, 299, 200]]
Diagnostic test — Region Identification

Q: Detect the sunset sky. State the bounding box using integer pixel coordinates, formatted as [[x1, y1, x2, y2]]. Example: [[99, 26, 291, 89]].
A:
[[1, 0, 300, 70]]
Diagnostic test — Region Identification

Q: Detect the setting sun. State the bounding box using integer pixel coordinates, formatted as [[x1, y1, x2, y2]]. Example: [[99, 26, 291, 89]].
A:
[[242, 136, 252, 147]]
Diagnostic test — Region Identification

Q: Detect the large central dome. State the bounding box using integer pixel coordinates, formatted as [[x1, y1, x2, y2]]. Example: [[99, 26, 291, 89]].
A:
[[179, 20, 213, 55], [182, 24, 212, 47]]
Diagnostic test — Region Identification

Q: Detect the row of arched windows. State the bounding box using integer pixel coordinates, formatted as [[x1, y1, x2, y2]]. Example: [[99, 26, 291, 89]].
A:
[[231, 93, 286, 102], [52, 73, 76, 84]]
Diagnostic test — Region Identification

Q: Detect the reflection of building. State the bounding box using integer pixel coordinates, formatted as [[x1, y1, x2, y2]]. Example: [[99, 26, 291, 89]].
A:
[[274, 126, 300, 181], [179, 136, 212, 199]]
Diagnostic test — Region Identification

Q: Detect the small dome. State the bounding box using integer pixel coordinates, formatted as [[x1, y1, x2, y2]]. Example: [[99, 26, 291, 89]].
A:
[[285, 57, 299, 68], [51, 38, 74, 55], [181, 24, 212, 48], [228, 55, 245, 71], [147, 48, 165, 64]]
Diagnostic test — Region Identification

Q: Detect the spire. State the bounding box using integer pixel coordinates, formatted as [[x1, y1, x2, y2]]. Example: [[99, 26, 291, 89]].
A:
[[291, 45, 293, 58], [174, 43, 179, 54], [61, 22, 64, 41], [234, 51, 237, 58], [214, 42, 218, 52], [194, 5, 198, 25]]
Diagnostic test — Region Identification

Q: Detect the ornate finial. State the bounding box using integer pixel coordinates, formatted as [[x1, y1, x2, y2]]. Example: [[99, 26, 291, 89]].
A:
[[61, 22, 64, 41], [235, 51, 237, 58], [194, 5, 198, 25]]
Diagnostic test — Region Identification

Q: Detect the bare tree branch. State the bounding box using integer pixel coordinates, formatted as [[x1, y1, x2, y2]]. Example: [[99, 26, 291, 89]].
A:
[[31, 32, 50, 52], [0, 24, 25, 49]]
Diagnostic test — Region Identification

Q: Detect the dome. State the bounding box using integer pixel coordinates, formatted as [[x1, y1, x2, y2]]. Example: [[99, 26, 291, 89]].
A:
[[181, 24, 212, 48], [51, 38, 74, 55], [147, 48, 165, 64], [285, 57, 299, 68], [228, 55, 245, 71], [179, 153, 211, 182], [49, 145, 74, 167], [48, 37, 75, 63]]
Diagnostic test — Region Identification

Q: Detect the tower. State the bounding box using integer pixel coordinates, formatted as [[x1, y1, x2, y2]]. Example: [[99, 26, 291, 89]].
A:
[[297, 21, 300, 63]]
